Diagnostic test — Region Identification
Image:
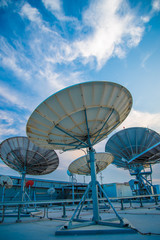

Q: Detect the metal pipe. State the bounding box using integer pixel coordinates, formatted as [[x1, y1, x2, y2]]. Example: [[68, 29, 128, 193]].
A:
[[128, 141, 160, 164], [92, 109, 114, 145], [55, 125, 88, 147]]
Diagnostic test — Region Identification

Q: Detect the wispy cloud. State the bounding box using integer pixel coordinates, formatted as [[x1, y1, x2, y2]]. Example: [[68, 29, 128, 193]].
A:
[[20, 3, 42, 24], [0, 109, 28, 142], [141, 52, 152, 68], [17, 0, 148, 70], [41, 0, 147, 69], [0, 0, 157, 93], [73, 0, 145, 69], [0, 36, 31, 82], [152, 0, 160, 12], [0, 0, 11, 8], [0, 84, 24, 108], [42, 0, 77, 22], [116, 109, 160, 133]]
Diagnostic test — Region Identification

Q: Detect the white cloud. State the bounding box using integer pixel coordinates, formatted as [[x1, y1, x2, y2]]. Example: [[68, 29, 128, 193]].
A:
[[20, 3, 42, 24], [152, 0, 160, 12], [39, 0, 147, 69], [42, 0, 77, 22], [42, 0, 61, 12], [1, 0, 158, 80], [0, 110, 27, 142], [0, 84, 22, 107], [0, 37, 31, 82], [141, 16, 150, 23], [2, 56, 30, 81], [72, 0, 145, 69], [12, 0, 158, 76], [117, 109, 160, 133], [0, 81, 36, 111]]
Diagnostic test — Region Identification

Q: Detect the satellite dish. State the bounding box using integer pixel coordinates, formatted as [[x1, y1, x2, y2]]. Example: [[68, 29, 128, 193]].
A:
[[0, 136, 59, 176], [0, 175, 13, 189], [0, 175, 13, 202], [26, 180, 34, 188], [105, 127, 160, 195], [68, 153, 114, 176], [26, 81, 132, 151], [47, 187, 55, 195], [26, 81, 133, 231], [105, 127, 160, 169], [0, 136, 59, 201]]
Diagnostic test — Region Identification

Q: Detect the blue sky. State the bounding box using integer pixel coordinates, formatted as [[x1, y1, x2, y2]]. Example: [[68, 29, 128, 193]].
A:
[[0, 0, 160, 184]]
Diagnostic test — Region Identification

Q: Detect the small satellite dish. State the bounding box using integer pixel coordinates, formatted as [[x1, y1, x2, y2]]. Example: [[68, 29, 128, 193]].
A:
[[68, 153, 114, 176], [26, 180, 34, 188], [0, 175, 13, 189], [47, 187, 55, 195]]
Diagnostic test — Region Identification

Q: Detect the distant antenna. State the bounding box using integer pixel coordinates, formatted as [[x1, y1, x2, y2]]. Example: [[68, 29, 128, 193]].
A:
[[83, 176, 85, 184], [48, 187, 55, 200], [99, 172, 104, 185], [0, 175, 13, 202], [67, 170, 77, 183]]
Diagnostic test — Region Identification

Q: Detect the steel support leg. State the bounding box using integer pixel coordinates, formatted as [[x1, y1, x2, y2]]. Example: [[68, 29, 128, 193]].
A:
[[97, 182, 124, 224], [2, 186, 5, 202], [67, 183, 91, 228], [16, 205, 22, 223], [89, 149, 100, 222], [21, 172, 26, 201]]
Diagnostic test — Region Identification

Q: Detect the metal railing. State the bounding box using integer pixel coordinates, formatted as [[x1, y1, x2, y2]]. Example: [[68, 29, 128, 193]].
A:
[[0, 194, 159, 223]]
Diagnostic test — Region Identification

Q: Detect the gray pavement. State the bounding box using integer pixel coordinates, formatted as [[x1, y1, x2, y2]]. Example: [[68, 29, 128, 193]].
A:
[[0, 203, 160, 240]]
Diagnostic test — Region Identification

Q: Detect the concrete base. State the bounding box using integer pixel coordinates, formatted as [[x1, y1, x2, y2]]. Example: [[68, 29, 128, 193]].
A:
[[55, 219, 137, 236]]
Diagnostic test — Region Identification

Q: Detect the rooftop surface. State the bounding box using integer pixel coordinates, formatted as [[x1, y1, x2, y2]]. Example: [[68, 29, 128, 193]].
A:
[[0, 201, 160, 240]]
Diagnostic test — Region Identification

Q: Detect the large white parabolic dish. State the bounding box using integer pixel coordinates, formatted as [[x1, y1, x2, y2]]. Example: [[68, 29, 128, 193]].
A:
[[26, 81, 132, 151], [68, 152, 114, 175]]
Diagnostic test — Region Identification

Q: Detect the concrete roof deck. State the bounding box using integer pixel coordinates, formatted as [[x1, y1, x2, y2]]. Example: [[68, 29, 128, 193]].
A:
[[0, 201, 160, 240]]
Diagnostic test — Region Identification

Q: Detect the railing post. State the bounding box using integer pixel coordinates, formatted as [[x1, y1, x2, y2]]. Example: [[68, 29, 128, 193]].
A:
[[129, 199, 132, 208], [139, 198, 143, 207], [155, 196, 158, 205], [0, 205, 5, 223], [16, 204, 22, 223], [62, 204, 67, 218], [121, 199, 124, 210]]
